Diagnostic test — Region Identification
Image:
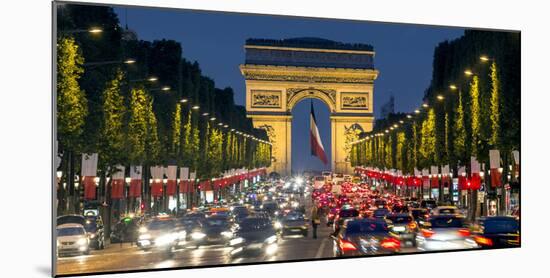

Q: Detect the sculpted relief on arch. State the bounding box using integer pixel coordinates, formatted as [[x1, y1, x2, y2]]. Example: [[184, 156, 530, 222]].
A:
[[286, 88, 336, 111]]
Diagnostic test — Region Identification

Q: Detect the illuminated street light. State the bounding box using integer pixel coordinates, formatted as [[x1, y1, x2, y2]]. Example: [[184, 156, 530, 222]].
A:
[[414, 109, 420, 114], [202, 112, 209, 116], [449, 84, 457, 90], [230, 128, 235, 131], [124, 58, 136, 64], [192, 105, 200, 110], [464, 69, 473, 76], [224, 124, 229, 128], [422, 103, 429, 108], [437, 95, 445, 101], [88, 27, 103, 33], [407, 114, 413, 119], [147, 76, 158, 82], [399, 120, 404, 124], [210, 117, 216, 121], [218, 122, 223, 126], [480, 55, 490, 62], [393, 124, 398, 128], [180, 98, 188, 103]]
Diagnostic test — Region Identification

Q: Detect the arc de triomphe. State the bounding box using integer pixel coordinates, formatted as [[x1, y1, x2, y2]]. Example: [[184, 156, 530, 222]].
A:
[[241, 38, 378, 176]]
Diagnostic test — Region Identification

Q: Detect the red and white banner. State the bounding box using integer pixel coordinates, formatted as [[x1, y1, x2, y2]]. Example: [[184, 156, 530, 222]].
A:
[[470, 157, 481, 190], [310, 101, 328, 165], [179, 167, 190, 193], [111, 165, 125, 199], [129, 165, 142, 197], [150, 166, 164, 197], [441, 165, 451, 187], [489, 149, 502, 187], [512, 150, 520, 178], [81, 153, 98, 200], [422, 169, 430, 188], [166, 165, 177, 196], [458, 166, 468, 190], [430, 166, 439, 187]]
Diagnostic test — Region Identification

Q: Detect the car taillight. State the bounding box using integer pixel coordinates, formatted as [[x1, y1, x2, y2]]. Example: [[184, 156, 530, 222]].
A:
[[408, 222, 417, 230], [339, 239, 357, 251], [473, 236, 493, 246], [421, 229, 435, 238], [380, 238, 400, 249], [458, 229, 471, 237]]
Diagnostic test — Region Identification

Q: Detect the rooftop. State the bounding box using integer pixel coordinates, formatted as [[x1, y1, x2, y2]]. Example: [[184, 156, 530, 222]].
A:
[[246, 37, 374, 52]]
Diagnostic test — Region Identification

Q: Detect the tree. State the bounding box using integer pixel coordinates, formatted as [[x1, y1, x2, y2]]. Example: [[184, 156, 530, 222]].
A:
[[470, 76, 481, 157], [420, 109, 436, 167], [57, 36, 87, 152], [99, 69, 126, 166], [208, 126, 224, 177], [145, 95, 161, 164], [454, 89, 467, 163], [171, 103, 182, 159], [489, 62, 501, 148], [127, 88, 147, 164]]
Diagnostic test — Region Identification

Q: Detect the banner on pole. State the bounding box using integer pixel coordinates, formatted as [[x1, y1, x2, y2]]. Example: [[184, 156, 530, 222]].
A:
[[129, 165, 142, 197], [111, 165, 125, 199]]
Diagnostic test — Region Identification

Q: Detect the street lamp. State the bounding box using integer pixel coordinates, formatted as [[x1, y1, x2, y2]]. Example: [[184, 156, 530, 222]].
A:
[[223, 124, 229, 128], [464, 69, 473, 76], [192, 105, 200, 110], [180, 98, 188, 103], [210, 117, 216, 121], [414, 109, 420, 114], [124, 58, 136, 64], [449, 84, 457, 90], [437, 95, 445, 101], [407, 114, 413, 119], [147, 76, 158, 82], [202, 112, 209, 116], [422, 103, 429, 108], [480, 55, 490, 62], [88, 27, 103, 33], [161, 86, 171, 91]]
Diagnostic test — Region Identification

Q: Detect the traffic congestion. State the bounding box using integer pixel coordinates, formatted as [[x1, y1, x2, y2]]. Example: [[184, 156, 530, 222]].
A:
[[56, 173, 520, 275]]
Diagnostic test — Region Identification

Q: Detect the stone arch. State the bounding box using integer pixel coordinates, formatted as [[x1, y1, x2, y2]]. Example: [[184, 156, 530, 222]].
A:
[[286, 88, 336, 113]]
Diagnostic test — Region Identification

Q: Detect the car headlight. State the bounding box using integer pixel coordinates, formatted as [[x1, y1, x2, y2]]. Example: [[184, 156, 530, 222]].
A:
[[274, 222, 282, 229], [229, 237, 244, 246], [178, 231, 187, 240], [191, 232, 206, 240], [88, 233, 96, 239], [265, 235, 277, 244], [139, 234, 151, 240], [274, 211, 279, 216], [156, 233, 177, 246], [221, 231, 233, 238], [76, 238, 88, 246], [139, 227, 148, 233]]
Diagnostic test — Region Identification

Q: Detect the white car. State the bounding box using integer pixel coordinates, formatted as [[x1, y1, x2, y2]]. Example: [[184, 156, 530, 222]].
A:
[[416, 215, 478, 251], [57, 223, 90, 256]]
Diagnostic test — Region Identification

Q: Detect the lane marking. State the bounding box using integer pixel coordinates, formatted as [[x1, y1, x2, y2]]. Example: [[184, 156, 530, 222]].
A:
[[315, 237, 328, 258]]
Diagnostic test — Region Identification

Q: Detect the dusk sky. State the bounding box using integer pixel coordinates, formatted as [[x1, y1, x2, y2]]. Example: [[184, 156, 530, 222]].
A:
[[113, 6, 465, 173]]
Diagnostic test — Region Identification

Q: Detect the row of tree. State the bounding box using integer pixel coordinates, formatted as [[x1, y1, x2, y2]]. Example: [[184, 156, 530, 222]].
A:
[[350, 30, 520, 183], [56, 5, 271, 212]]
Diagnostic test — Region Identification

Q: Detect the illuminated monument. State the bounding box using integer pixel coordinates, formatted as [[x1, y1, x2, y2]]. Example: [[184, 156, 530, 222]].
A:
[[241, 38, 378, 175]]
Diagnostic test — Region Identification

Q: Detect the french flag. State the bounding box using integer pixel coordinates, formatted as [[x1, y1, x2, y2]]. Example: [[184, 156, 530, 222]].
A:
[[310, 101, 328, 165]]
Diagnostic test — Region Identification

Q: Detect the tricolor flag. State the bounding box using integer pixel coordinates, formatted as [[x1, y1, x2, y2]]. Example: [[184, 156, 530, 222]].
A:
[[310, 101, 328, 165]]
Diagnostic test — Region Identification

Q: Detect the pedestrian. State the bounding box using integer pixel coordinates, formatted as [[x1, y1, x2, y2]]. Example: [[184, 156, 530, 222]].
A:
[[311, 202, 321, 239]]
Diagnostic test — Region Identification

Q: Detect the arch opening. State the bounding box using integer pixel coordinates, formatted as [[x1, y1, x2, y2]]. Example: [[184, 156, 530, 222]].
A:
[[291, 98, 332, 176]]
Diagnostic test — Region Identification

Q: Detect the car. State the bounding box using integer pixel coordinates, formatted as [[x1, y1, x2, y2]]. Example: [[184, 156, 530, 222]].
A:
[[416, 215, 478, 251], [57, 223, 90, 256], [470, 216, 520, 248], [332, 218, 400, 257], [57, 214, 105, 250], [410, 208, 430, 223], [261, 202, 280, 217], [431, 206, 461, 216], [333, 207, 360, 234], [392, 203, 409, 213], [228, 217, 279, 258], [326, 207, 340, 226], [137, 217, 181, 253], [420, 199, 437, 210], [373, 208, 391, 219], [277, 210, 308, 237], [374, 199, 388, 209], [110, 216, 140, 244], [385, 213, 418, 247], [188, 215, 234, 247]]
